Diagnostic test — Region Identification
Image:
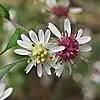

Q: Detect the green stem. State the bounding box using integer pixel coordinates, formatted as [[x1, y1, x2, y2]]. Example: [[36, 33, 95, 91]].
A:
[[0, 57, 27, 79], [3, 57, 27, 69], [10, 19, 29, 33]]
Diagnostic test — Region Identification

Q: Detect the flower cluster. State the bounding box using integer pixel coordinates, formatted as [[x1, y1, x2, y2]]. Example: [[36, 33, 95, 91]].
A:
[[14, 18, 91, 78], [0, 18, 92, 99], [0, 3, 92, 99]]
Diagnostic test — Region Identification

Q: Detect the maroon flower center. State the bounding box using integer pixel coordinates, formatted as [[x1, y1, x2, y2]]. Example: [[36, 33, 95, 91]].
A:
[[56, 36, 79, 62], [52, 6, 69, 17]]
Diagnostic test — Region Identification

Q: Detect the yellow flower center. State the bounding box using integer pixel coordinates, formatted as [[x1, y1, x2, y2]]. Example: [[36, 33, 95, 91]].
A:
[[31, 44, 49, 64]]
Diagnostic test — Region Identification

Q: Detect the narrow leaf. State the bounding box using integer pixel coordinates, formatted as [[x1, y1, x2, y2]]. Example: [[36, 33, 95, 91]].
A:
[[0, 57, 27, 79], [0, 4, 10, 19], [0, 28, 21, 55]]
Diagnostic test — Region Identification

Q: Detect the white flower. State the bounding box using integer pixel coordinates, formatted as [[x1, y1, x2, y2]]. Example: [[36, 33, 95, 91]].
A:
[[14, 29, 65, 77], [48, 18, 91, 77], [0, 82, 13, 100], [46, 0, 82, 19]]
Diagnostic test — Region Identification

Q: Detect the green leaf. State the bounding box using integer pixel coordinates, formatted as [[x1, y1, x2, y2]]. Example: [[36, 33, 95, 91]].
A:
[[0, 4, 10, 19], [0, 28, 21, 55], [0, 57, 27, 79]]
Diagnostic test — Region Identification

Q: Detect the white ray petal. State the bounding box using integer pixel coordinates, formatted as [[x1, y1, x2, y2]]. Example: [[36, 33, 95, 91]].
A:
[[44, 29, 51, 42], [29, 30, 38, 44], [75, 29, 83, 39], [64, 19, 71, 37], [55, 65, 64, 77], [0, 82, 5, 97], [37, 64, 42, 77], [48, 23, 61, 39], [14, 49, 31, 55], [49, 46, 65, 53], [69, 7, 82, 13], [25, 62, 35, 74], [44, 63, 51, 75], [38, 29, 44, 43], [79, 45, 92, 52], [21, 34, 31, 45], [44, 43, 57, 49], [0, 88, 13, 100], [17, 40, 31, 50], [46, 0, 57, 8], [48, 61, 60, 69], [76, 36, 91, 45]]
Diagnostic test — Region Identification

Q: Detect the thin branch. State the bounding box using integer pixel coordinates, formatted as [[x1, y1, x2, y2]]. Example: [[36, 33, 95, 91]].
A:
[[10, 20, 29, 33]]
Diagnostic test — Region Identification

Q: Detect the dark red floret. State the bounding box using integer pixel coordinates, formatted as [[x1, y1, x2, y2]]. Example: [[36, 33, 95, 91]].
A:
[[52, 6, 69, 17], [56, 36, 79, 62]]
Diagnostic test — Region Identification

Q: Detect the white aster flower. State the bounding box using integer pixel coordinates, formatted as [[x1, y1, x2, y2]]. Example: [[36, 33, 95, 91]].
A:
[[14, 29, 65, 77], [46, 0, 82, 18], [48, 18, 91, 77], [0, 82, 13, 100]]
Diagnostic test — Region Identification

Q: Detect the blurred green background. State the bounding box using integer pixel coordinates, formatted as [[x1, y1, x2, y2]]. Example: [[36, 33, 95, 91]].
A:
[[0, 0, 100, 100]]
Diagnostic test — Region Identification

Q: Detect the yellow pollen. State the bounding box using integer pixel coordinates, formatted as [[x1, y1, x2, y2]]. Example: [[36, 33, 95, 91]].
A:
[[38, 52, 41, 55], [31, 44, 49, 64], [50, 57, 56, 61], [41, 54, 44, 57], [37, 56, 41, 59], [44, 51, 47, 55], [39, 49, 42, 52], [41, 58, 44, 62], [37, 60, 41, 64], [52, 57, 56, 61]]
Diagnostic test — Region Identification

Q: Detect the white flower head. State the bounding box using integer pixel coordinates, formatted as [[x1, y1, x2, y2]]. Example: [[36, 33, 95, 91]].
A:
[[0, 82, 13, 100], [46, 0, 82, 18], [14, 29, 65, 77], [48, 18, 91, 77]]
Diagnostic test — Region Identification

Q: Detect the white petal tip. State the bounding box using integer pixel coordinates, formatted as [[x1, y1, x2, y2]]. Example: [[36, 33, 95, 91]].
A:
[[38, 75, 42, 78], [29, 30, 34, 35], [6, 87, 13, 95], [26, 72, 29, 74], [9, 88, 13, 92], [29, 30, 33, 33], [64, 18, 69, 22], [64, 18, 71, 36], [48, 22, 61, 38], [48, 23, 51, 27], [21, 34, 24, 37]]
